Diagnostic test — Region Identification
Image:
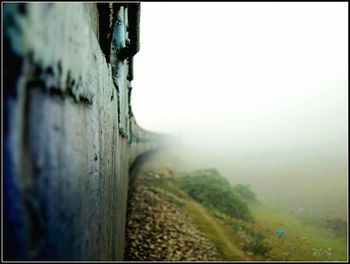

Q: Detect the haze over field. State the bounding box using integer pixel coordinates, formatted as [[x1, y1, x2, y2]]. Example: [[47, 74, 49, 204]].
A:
[[132, 3, 348, 221]]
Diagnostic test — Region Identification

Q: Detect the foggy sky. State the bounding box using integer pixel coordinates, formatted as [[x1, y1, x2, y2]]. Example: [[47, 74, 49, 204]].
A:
[[131, 2, 348, 162]]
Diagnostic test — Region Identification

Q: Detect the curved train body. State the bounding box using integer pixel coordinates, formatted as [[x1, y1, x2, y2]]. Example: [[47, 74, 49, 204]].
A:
[[3, 3, 167, 260]]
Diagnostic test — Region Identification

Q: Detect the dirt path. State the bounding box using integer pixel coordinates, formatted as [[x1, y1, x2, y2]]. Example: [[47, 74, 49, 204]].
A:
[[180, 190, 248, 260]]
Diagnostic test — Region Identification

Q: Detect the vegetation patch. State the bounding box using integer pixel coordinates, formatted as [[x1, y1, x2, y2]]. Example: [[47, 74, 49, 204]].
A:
[[323, 218, 347, 240], [232, 184, 257, 202], [174, 169, 254, 222]]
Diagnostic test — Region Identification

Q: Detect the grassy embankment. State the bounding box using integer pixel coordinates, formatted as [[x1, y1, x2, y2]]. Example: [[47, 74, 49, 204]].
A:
[[145, 168, 347, 261]]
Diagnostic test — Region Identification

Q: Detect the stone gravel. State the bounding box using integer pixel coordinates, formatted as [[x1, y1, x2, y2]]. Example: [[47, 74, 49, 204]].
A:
[[124, 172, 221, 261]]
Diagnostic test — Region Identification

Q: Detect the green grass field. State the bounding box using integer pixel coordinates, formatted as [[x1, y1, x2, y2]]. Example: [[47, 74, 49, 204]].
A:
[[250, 202, 347, 261]]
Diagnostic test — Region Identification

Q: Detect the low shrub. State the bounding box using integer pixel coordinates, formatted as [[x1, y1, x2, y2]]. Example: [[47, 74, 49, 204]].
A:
[[232, 184, 257, 202], [175, 169, 254, 222], [240, 224, 271, 257]]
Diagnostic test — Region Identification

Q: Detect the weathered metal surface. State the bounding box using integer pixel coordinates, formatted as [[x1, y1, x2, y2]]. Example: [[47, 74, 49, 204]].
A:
[[3, 2, 166, 261]]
